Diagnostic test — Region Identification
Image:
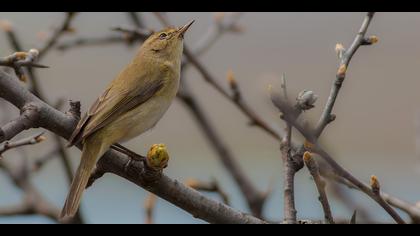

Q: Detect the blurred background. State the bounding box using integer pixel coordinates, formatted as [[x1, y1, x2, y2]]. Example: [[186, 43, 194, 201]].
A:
[[0, 12, 420, 223]]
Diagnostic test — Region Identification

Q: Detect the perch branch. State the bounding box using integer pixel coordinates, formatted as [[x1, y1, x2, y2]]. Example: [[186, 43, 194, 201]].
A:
[[0, 69, 266, 224]]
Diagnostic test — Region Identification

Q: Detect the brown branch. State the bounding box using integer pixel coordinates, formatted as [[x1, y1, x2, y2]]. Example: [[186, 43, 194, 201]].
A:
[[270, 94, 405, 224], [177, 82, 268, 218], [303, 152, 334, 224], [0, 70, 266, 224], [0, 20, 23, 52], [56, 36, 135, 51], [190, 12, 243, 56], [38, 12, 77, 59]]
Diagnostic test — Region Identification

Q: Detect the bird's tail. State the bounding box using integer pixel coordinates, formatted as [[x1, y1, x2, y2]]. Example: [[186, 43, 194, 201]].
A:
[[60, 137, 108, 220]]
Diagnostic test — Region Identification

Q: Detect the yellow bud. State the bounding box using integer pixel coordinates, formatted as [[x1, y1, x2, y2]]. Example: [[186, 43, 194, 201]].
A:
[[337, 64, 347, 78], [335, 43, 345, 53], [303, 151, 312, 162], [146, 144, 169, 170], [369, 35, 379, 44], [370, 175, 380, 193]]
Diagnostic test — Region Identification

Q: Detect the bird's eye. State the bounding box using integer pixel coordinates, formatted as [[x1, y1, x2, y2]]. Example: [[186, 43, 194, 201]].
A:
[[159, 33, 167, 40]]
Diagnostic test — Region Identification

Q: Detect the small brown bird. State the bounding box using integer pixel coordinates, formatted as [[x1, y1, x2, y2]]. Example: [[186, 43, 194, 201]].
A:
[[60, 20, 194, 219]]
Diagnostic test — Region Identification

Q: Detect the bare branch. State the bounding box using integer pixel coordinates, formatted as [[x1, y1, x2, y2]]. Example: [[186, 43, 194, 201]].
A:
[[38, 12, 77, 58], [0, 132, 45, 157], [191, 12, 243, 56], [0, 103, 40, 143], [303, 152, 334, 224], [328, 172, 420, 223], [315, 12, 376, 137], [270, 94, 405, 224], [177, 81, 267, 217], [0, 70, 266, 224]]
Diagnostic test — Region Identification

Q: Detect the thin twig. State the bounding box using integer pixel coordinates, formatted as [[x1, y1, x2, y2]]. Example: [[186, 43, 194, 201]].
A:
[[326, 171, 420, 223], [270, 94, 405, 224], [303, 152, 334, 224], [278, 73, 298, 223], [315, 12, 376, 137], [38, 12, 77, 59], [177, 82, 267, 217], [0, 132, 45, 157]]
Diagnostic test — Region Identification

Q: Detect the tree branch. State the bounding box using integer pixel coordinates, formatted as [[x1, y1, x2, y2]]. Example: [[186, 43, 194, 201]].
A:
[[0, 69, 266, 224], [315, 12, 376, 137], [303, 152, 334, 224], [270, 94, 405, 224], [38, 12, 77, 59], [0, 132, 45, 157]]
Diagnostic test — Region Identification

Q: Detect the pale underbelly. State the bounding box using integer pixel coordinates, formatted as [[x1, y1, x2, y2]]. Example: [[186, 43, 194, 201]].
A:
[[100, 95, 172, 144]]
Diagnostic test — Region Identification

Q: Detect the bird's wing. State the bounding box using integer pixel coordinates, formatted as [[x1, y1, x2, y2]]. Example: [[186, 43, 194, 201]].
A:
[[68, 70, 164, 147]]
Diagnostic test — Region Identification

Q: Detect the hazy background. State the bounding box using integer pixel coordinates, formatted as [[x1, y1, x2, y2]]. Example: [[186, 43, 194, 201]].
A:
[[1, 12, 420, 223]]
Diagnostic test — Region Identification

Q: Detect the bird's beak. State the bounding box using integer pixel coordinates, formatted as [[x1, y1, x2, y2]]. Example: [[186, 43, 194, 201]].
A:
[[178, 20, 195, 38]]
